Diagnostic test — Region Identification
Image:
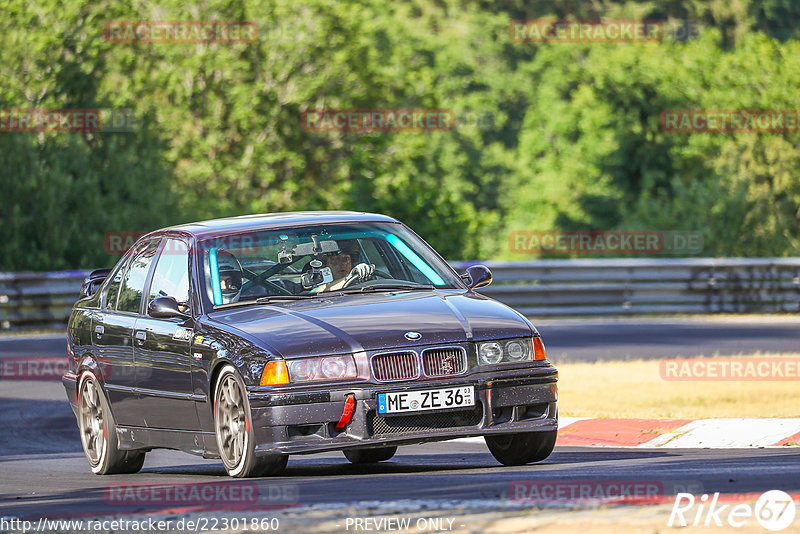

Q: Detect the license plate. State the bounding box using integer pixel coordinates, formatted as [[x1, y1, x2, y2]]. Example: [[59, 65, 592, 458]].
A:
[[377, 386, 474, 415]]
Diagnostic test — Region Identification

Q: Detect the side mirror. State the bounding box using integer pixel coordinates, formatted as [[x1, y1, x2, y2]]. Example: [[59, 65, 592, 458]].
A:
[[148, 296, 190, 319], [464, 264, 492, 290]]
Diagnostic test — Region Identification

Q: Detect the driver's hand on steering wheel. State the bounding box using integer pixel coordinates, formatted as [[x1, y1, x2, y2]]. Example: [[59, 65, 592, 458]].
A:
[[348, 263, 374, 283]]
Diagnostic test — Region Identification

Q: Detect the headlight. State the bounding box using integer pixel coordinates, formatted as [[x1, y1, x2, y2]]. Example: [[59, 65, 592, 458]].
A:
[[478, 338, 536, 365], [505, 340, 528, 361], [287, 355, 357, 382], [478, 342, 503, 364]]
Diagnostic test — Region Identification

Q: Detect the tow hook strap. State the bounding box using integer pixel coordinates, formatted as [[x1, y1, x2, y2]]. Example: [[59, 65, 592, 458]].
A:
[[335, 394, 356, 430]]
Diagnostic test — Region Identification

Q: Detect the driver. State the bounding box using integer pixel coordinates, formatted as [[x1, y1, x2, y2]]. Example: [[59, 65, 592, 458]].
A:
[[216, 250, 243, 303], [310, 241, 374, 292]]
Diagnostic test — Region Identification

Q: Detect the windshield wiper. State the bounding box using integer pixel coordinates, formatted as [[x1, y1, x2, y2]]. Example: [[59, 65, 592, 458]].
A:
[[339, 283, 436, 294], [254, 295, 319, 304], [214, 293, 327, 309]]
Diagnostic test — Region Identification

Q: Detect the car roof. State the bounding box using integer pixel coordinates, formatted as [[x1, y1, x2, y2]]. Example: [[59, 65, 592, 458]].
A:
[[161, 211, 401, 239]]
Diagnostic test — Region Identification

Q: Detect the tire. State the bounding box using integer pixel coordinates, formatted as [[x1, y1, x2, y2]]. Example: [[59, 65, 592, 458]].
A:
[[485, 430, 557, 466], [118, 451, 147, 474], [78, 372, 146, 474], [214, 365, 287, 478], [343, 446, 397, 464]]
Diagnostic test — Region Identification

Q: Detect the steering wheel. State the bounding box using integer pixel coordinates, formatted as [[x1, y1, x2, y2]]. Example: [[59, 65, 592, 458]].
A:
[[341, 267, 393, 289], [341, 274, 361, 289]]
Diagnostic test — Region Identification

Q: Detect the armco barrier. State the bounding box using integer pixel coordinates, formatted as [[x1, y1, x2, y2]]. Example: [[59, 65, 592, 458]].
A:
[[0, 270, 89, 330], [448, 258, 800, 316], [1, 258, 799, 329]]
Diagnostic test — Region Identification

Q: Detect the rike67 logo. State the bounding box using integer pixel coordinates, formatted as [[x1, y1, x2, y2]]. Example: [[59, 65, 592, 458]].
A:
[[669, 490, 796, 531]]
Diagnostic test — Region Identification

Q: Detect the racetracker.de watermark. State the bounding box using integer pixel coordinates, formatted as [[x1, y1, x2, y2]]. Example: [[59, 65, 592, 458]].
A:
[[510, 19, 663, 43], [103, 20, 258, 44], [509, 230, 703, 255], [104, 481, 298, 508], [0, 357, 68, 380], [0, 108, 141, 133], [660, 357, 800, 381], [0, 109, 99, 132], [660, 110, 800, 133], [509, 479, 704, 504], [301, 109, 457, 132], [104, 232, 259, 255]]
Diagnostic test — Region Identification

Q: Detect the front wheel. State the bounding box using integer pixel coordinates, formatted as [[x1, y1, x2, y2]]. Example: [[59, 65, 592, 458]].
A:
[[485, 430, 557, 466], [343, 446, 397, 464], [78, 372, 146, 474], [214, 365, 287, 477]]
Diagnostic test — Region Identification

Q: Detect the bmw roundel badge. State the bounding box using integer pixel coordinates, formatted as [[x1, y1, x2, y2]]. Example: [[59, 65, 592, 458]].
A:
[[404, 331, 422, 341]]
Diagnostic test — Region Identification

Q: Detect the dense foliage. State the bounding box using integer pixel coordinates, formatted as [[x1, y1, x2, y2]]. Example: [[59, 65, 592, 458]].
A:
[[1, 0, 799, 269]]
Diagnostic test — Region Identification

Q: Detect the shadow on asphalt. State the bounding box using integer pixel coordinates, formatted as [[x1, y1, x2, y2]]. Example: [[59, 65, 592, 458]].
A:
[[0, 398, 81, 457]]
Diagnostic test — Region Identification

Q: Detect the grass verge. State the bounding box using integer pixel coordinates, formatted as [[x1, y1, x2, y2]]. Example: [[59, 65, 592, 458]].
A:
[[557, 352, 800, 418]]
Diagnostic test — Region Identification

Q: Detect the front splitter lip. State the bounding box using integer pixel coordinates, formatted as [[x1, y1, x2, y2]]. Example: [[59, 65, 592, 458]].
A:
[[253, 417, 558, 456]]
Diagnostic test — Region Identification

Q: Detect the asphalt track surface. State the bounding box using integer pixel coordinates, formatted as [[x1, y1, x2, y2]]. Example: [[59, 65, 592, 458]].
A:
[[2, 382, 800, 521], [1, 319, 800, 524]]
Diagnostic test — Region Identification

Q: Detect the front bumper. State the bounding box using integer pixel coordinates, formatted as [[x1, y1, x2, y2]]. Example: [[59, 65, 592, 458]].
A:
[[247, 365, 558, 455]]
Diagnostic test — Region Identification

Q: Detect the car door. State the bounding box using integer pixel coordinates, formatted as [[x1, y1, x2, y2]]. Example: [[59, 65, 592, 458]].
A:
[[95, 238, 160, 427], [133, 236, 200, 430]]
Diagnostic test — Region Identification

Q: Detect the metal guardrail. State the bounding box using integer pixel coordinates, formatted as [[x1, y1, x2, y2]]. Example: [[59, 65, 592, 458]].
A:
[[0, 270, 89, 330], [1, 258, 799, 329], [450, 258, 800, 316]]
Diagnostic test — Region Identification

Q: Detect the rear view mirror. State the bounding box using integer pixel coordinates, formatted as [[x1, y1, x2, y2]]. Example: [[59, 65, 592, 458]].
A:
[[277, 239, 339, 263], [148, 296, 190, 319]]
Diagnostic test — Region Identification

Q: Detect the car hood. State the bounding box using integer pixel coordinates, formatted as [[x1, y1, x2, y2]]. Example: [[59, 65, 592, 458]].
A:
[[206, 290, 533, 358]]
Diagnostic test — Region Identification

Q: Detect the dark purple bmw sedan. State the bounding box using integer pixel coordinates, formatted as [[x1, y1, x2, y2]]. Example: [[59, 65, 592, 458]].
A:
[[63, 212, 558, 477]]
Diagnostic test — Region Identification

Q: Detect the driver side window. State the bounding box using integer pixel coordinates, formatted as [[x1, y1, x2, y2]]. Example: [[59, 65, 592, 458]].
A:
[[148, 238, 190, 307], [117, 239, 160, 314]]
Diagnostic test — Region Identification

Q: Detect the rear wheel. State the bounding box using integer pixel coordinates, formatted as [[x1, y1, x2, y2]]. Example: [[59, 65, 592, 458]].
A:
[[343, 446, 397, 464], [78, 372, 146, 474], [214, 365, 287, 477], [485, 430, 556, 466]]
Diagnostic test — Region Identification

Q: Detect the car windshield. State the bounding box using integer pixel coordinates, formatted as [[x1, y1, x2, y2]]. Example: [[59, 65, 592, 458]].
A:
[[199, 222, 462, 307]]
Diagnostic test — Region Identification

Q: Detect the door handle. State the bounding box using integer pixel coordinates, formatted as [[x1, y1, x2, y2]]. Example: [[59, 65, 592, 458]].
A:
[[135, 330, 147, 345], [94, 325, 104, 339]]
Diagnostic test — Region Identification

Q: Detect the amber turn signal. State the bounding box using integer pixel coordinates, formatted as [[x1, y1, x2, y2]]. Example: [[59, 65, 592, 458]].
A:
[[533, 336, 547, 361], [260, 360, 290, 386]]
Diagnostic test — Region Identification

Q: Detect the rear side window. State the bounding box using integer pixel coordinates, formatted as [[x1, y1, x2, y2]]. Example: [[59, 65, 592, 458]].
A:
[[148, 238, 190, 305], [103, 256, 129, 310], [116, 239, 160, 313]]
